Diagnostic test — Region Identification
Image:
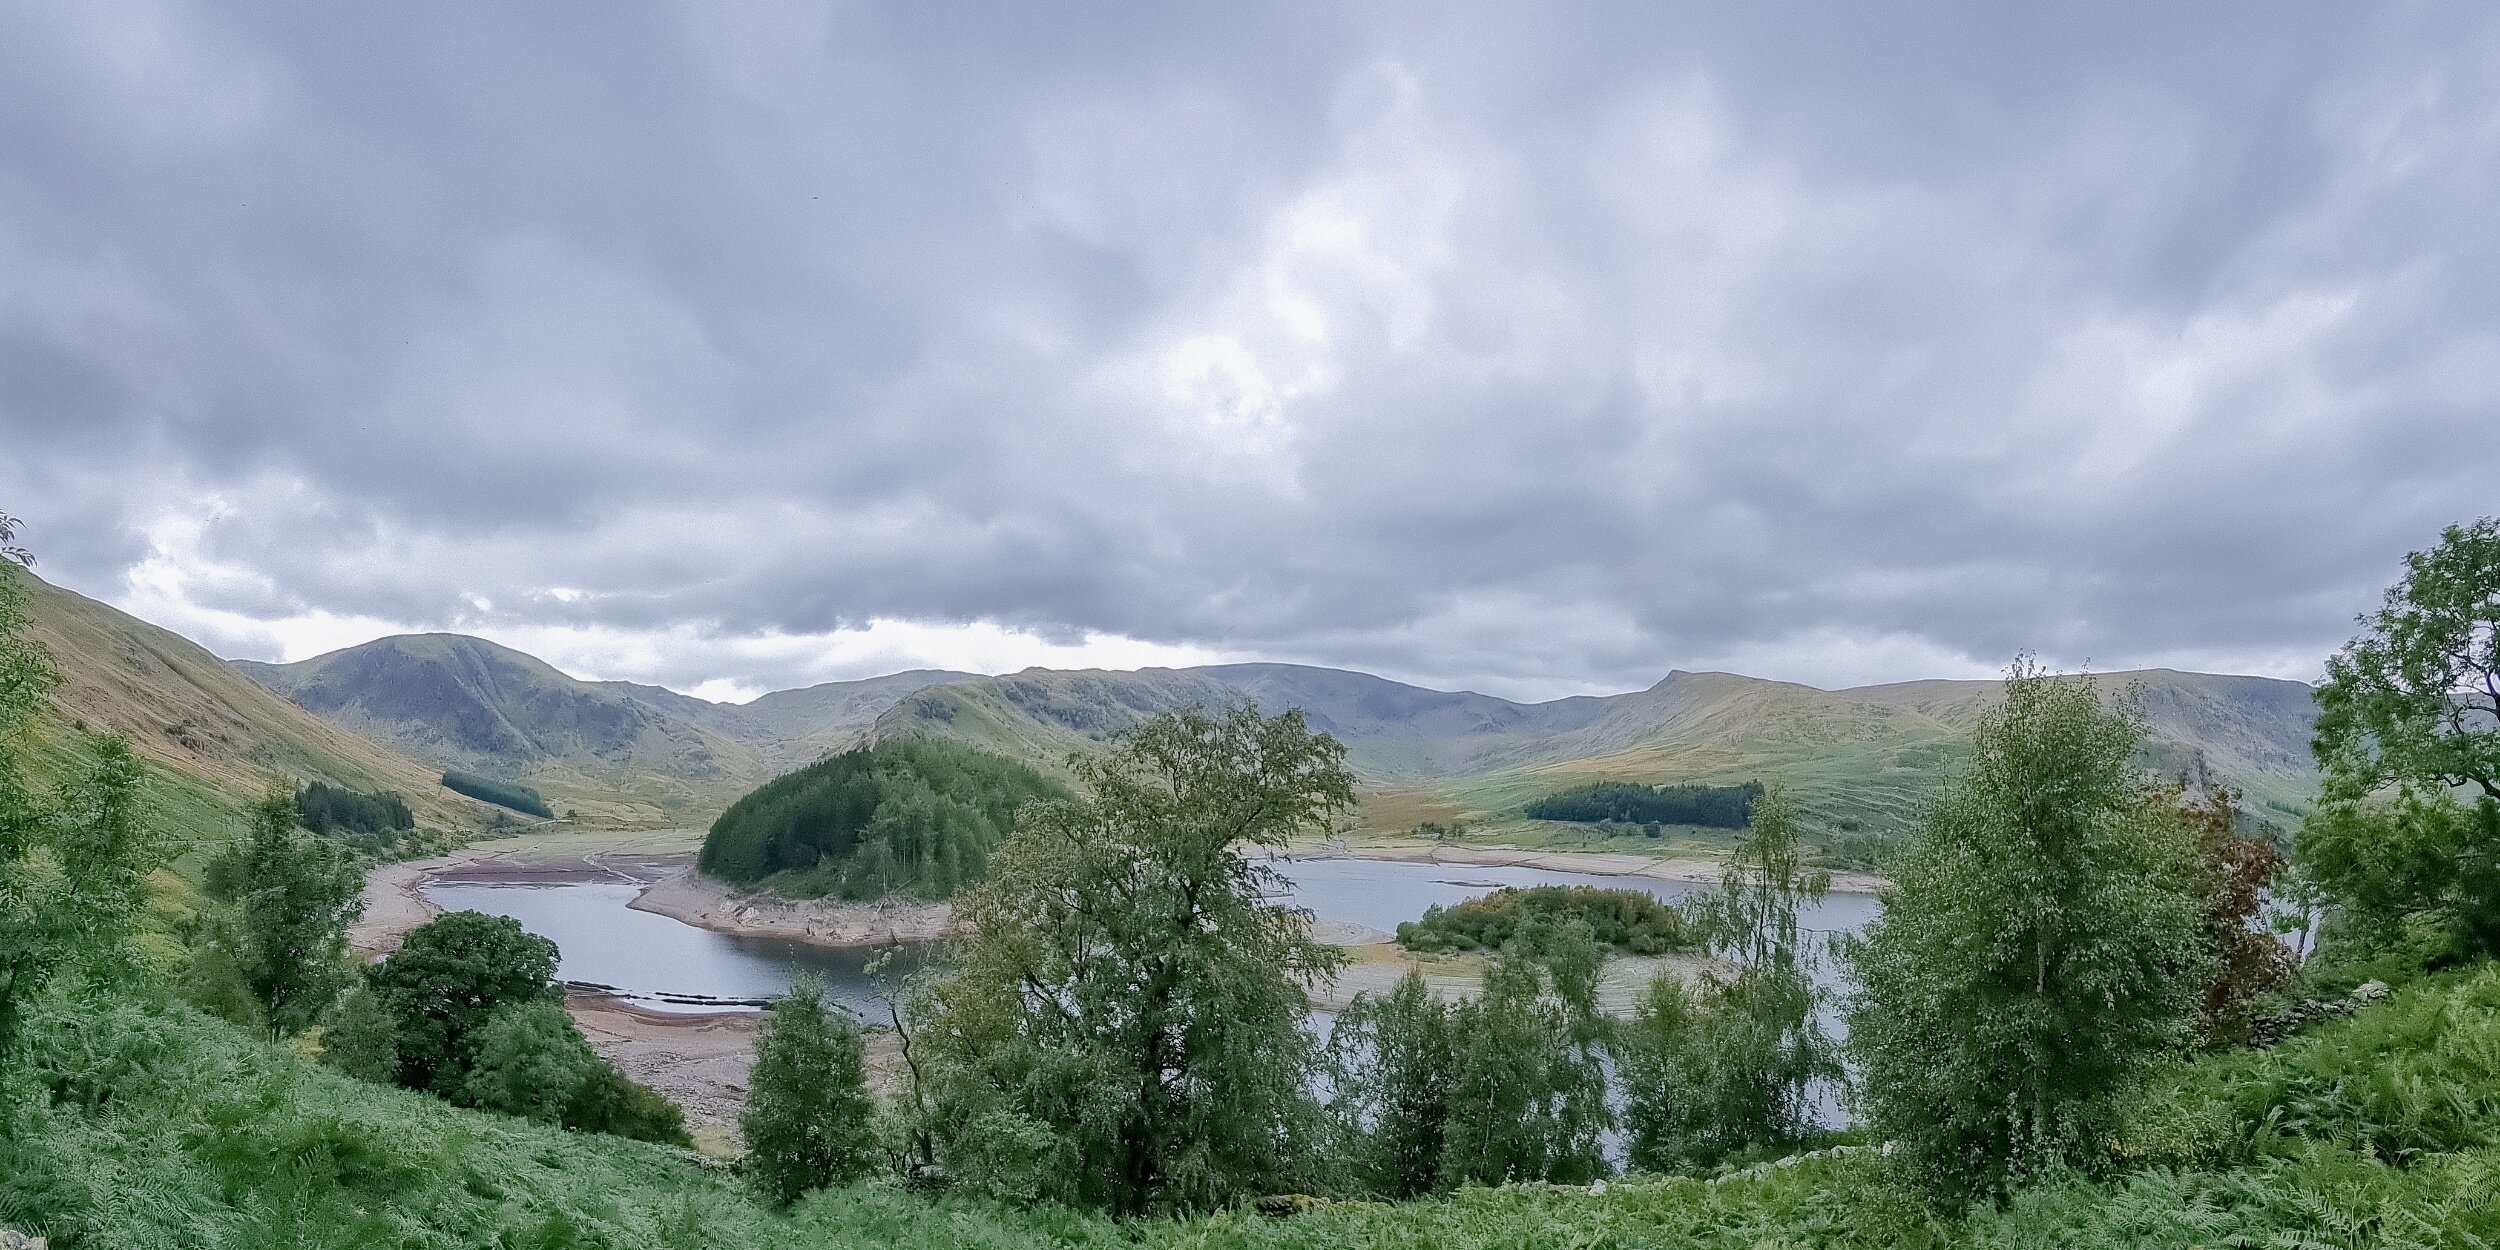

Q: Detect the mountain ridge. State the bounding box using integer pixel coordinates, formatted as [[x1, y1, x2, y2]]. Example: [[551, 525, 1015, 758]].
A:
[[227, 628, 2322, 836]]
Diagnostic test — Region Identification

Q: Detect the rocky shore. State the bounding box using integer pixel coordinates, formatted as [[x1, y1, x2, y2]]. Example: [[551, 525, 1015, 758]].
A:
[[628, 867, 956, 948]]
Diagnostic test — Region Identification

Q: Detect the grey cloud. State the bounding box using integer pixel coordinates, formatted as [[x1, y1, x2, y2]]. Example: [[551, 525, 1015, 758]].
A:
[[4, 1, 2499, 699]]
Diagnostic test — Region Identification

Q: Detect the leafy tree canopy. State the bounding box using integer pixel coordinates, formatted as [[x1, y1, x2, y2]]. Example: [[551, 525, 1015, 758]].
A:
[[0, 562, 162, 1057], [210, 791, 366, 1037], [1845, 661, 2208, 1202], [367, 910, 560, 1097], [1324, 969, 1456, 1200], [912, 703, 1351, 1216], [1624, 785, 1841, 1173], [2315, 517, 2500, 802], [742, 977, 876, 1205], [1438, 913, 1612, 1188], [2301, 518, 2500, 967]]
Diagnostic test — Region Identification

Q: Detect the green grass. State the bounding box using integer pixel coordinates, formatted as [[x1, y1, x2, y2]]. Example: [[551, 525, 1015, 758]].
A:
[[15, 966, 2500, 1248]]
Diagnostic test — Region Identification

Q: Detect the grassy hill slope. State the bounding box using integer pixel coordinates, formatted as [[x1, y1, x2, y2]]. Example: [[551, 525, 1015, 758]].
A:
[[874, 664, 2322, 840], [239, 634, 768, 825], [12, 571, 485, 844], [242, 641, 980, 822], [222, 619, 2319, 843]]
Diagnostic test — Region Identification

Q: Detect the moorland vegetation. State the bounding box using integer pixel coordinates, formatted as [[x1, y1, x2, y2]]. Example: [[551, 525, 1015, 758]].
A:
[[5, 513, 2500, 1247]]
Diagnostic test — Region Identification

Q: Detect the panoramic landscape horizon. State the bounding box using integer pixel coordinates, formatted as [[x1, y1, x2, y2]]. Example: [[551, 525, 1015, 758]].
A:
[[9, 4, 2500, 1248]]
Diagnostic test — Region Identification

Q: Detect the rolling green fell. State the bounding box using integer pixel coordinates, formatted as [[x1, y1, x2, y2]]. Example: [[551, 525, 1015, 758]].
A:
[[698, 739, 1060, 900], [5, 569, 484, 841], [440, 770, 552, 817]]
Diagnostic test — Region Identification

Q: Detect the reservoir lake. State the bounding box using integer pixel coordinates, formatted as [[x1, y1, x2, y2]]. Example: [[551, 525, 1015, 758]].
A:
[[425, 856, 1881, 1018]]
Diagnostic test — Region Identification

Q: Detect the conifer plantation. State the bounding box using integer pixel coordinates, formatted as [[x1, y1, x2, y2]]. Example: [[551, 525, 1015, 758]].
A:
[[700, 739, 1062, 900]]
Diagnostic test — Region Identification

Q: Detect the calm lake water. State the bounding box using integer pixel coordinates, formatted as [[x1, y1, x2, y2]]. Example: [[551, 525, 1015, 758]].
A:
[[423, 880, 926, 1017], [425, 855, 1881, 1016]]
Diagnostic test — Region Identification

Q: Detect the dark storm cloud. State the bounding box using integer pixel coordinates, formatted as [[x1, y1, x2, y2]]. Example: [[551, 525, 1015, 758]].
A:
[[4, 0, 2498, 699]]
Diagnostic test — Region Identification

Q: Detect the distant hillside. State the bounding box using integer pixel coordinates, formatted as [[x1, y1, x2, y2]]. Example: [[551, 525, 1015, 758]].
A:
[[240, 639, 974, 824], [237, 635, 766, 824], [873, 663, 2323, 837], [596, 669, 974, 772], [9, 570, 486, 844], [224, 624, 2321, 841]]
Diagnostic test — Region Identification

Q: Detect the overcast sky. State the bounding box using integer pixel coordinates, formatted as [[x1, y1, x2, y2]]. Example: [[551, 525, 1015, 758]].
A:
[[5, 2, 2496, 703]]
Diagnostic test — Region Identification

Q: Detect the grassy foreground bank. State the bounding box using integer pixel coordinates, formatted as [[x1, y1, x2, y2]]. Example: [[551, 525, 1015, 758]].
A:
[[9, 965, 2500, 1247]]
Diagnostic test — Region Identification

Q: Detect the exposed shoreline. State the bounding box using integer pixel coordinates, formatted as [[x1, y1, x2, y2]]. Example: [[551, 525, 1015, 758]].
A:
[[628, 867, 956, 948], [349, 833, 1855, 1139], [1273, 838, 1889, 897]]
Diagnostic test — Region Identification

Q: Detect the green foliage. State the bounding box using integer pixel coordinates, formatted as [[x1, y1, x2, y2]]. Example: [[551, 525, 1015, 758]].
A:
[[1439, 914, 1612, 1188], [2304, 517, 2500, 967], [2116, 965, 2500, 1172], [563, 1061, 692, 1147], [10, 928, 2500, 1250], [180, 907, 270, 1033], [0, 989, 848, 1248], [2179, 787, 2297, 1047], [368, 910, 560, 1097], [1524, 780, 1764, 828], [210, 790, 366, 1036], [1844, 661, 2209, 1202], [318, 982, 399, 1084], [1623, 786, 1840, 1172], [699, 739, 1060, 900], [0, 564, 163, 1058], [295, 780, 413, 841], [914, 704, 1352, 1216], [464, 999, 602, 1124], [1396, 885, 1693, 956], [2300, 791, 2500, 976], [742, 978, 876, 1204], [1324, 969, 1456, 1199], [2313, 517, 2500, 806], [440, 770, 552, 817]]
